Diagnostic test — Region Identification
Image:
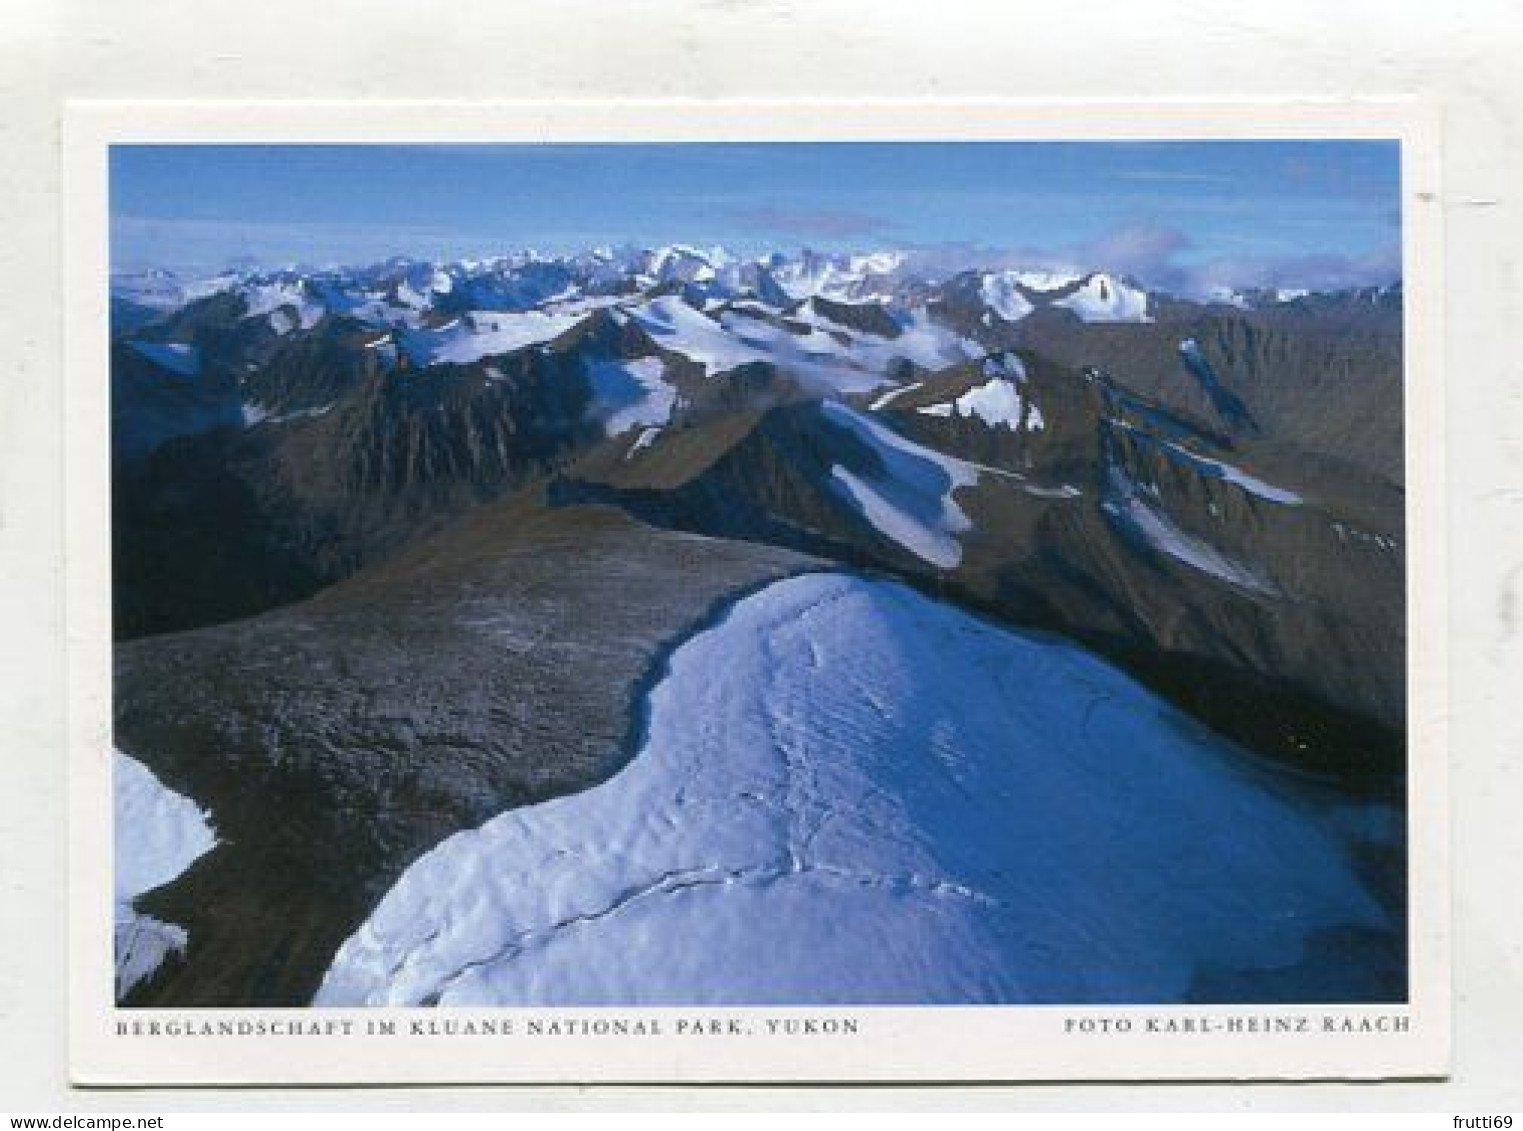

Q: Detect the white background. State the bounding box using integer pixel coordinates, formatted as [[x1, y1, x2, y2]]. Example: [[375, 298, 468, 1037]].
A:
[[3, 0, 1521, 1112]]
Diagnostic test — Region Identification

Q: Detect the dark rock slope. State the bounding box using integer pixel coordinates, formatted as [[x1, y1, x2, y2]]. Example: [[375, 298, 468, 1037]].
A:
[[1013, 295, 1404, 487]]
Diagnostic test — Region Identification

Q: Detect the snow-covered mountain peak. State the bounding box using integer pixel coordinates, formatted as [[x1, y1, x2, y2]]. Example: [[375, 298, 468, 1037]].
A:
[[766, 248, 905, 302], [1055, 272, 1152, 323], [112, 248, 1397, 347]]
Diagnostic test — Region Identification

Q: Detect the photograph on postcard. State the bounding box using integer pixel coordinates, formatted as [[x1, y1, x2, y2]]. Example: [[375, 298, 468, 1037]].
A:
[[103, 136, 1411, 1012]]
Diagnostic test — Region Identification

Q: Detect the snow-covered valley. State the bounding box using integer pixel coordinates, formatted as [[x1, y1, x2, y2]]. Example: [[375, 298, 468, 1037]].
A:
[[315, 572, 1392, 1007]]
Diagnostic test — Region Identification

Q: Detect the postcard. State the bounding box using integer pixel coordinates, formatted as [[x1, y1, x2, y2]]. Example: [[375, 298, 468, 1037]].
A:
[[65, 99, 1448, 1084]]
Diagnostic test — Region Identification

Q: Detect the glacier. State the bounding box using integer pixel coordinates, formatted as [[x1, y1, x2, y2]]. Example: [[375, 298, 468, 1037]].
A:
[[626, 294, 975, 394], [584, 357, 677, 437], [399, 309, 584, 366], [316, 573, 1388, 1007], [820, 401, 980, 568]]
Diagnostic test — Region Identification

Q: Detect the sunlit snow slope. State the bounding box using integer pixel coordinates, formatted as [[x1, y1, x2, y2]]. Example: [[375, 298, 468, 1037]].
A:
[[316, 573, 1388, 1007]]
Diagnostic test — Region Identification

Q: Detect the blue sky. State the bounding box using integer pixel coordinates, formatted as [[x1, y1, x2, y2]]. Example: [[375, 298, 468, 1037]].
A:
[[111, 141, 1400, 292]]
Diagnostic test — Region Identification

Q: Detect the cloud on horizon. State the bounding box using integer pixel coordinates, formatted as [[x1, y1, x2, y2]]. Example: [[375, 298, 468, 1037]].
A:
[[895, 221, 1400, 297]]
